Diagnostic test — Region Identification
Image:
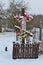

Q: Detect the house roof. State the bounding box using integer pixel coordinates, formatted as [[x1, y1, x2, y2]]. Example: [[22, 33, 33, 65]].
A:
[[27, 15, 43, 29]]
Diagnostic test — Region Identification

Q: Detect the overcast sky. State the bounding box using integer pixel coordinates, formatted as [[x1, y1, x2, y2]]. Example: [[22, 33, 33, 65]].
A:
[[28, 0, 43, 15], [0, 0, 43, 15]]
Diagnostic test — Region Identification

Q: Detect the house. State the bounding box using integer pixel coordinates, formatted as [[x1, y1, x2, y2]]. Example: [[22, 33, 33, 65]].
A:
[[0, 14, 8, 32]]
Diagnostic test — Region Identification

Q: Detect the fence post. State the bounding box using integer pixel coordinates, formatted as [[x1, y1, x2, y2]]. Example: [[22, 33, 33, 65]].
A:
[[13, 42, 16, 59]]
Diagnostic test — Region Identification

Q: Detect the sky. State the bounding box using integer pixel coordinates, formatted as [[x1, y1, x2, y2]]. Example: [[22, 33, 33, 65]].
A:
[[28, 0, 43, 15], [0, 0, 43, 15]]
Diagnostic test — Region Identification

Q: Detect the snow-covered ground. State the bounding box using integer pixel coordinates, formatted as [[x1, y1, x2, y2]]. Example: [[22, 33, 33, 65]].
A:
[[0, 32, 43, 65]]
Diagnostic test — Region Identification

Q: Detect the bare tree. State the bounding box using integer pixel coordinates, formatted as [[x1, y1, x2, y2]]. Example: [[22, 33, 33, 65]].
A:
[[6, 0, 29, 28]]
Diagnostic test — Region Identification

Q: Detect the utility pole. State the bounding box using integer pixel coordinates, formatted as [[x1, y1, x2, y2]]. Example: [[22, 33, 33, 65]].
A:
[[21, 8, 25, 16], [21, 8, 25, 43]]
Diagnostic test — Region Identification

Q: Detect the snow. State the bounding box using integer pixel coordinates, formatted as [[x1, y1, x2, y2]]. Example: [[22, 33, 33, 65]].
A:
[[0, 32, 43, 65]]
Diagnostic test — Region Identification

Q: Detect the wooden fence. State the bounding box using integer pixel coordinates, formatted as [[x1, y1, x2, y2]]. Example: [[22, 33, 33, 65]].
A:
[[12, 42, 39, 59]]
